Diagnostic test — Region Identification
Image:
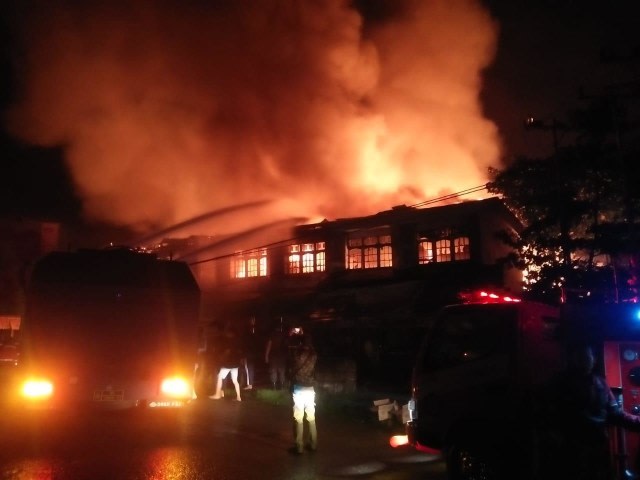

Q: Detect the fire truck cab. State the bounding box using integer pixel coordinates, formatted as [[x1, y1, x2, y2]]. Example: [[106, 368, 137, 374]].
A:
[[406, 292, 640, 480]]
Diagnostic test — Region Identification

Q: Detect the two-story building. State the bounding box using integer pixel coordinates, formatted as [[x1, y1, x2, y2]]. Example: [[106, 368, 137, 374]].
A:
[[170, 197, 522, 327]]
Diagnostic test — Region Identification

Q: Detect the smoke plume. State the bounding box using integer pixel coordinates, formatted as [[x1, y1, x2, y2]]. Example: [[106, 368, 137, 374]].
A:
[[5, 0, 500, 237]]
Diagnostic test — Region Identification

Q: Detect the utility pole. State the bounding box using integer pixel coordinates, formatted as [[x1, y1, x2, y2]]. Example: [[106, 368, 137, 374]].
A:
[[524, 116, 573, 272]]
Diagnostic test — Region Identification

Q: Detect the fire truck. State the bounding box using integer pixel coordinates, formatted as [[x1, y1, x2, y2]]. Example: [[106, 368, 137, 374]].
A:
[[405, 290, 640, 480], [14, 248, 201, 410]]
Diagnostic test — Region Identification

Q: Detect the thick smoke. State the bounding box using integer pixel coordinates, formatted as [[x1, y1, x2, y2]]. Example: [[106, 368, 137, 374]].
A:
[[5, 0, 500, 236]]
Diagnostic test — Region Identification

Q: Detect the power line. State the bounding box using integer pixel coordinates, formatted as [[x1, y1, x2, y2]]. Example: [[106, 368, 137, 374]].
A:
[[409, 183, 489, 208], [188, 236, 300, 266]]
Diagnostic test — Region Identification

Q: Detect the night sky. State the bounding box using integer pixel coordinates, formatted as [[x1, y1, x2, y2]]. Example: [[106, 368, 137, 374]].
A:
[[1, 0, 638, 244], [481, 0, 639, 159]]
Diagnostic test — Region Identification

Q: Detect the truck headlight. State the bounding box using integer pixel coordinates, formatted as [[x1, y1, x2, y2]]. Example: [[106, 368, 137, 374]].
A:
[[160, 376, 190, 398], [22, 379, 54, 399]]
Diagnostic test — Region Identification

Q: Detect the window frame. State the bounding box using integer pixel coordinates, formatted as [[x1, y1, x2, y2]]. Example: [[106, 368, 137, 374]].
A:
[[418, 230, 470, 264], [286, 241, 326, 275], [230, 248, 268, 279], [346, 229, 393, 270]]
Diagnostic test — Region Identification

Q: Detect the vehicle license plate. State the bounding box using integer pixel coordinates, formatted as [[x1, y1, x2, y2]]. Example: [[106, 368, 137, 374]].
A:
[[93, 389, 124, 401]]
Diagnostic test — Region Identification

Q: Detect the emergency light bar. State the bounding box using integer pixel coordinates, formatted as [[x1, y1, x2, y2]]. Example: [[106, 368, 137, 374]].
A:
[[459, 289, 522, 304]]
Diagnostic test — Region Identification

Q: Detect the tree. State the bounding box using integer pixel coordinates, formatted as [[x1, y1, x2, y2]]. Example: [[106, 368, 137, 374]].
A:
[[488, 99, 640, 304]]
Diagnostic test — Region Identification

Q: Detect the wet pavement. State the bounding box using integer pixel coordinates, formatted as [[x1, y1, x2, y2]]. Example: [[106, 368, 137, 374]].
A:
[[0, 388, 444, 479]]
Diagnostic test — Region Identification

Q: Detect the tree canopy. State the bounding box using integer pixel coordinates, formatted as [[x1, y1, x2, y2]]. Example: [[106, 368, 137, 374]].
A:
[[488, 97, 640, 305]]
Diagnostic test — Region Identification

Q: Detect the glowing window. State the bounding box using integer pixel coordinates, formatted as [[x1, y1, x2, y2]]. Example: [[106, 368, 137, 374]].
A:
[[231, 255, 246, 278], [302, 253, 314, 272], [380, 246, 393, 267], [288, 253, 301, 274], [231, 249, 268, 279], [247, 258, 258, 277], [346, 230, 392, 270], [418, 238, 434, 264], [419, 232, 470, 265], [286, 242, 326, 274], [348, 248, 361, 269], [454, 236, 470, 261], [259, 256, 267, 276], [364, 247, 378, 268], [436, 239, 451, 263]]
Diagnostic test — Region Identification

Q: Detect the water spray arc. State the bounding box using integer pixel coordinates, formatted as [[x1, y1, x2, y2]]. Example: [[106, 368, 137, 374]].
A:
[[131, 200, 273, 247], [176, 217, 309, 264]]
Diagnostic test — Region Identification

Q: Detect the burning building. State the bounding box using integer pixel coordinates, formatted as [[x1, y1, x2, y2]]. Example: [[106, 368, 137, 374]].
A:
[[161, 196, 521, 326]]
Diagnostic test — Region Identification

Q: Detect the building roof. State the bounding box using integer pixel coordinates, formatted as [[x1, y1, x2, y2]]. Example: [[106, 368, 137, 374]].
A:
[[296, 197, 521, 235]]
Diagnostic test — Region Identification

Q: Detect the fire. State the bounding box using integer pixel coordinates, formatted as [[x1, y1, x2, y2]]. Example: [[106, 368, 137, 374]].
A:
[[5, 0, 501, 235]]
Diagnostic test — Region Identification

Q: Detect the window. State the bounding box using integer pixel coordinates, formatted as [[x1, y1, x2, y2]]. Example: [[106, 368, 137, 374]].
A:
[[347, 239, 362, 269], [436, 239, 451, 262], [418, 231, 470, 264], [231, 248, 267, 278], [286, 242, 325, 274], [346, 231, 392, 269], [418, 238, 434, 264], [454, 236, 470, 260]]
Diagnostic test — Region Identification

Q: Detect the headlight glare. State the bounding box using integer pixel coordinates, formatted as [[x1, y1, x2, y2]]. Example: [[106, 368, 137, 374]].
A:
[[160, 376, 190, 397], [22, 379, 54, 399]]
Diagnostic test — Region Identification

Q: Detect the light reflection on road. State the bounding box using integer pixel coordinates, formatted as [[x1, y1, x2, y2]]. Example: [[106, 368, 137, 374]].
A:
[[1, 449, 444, 480], [0, 401, 445, 480], [143, 448, 202, 480]]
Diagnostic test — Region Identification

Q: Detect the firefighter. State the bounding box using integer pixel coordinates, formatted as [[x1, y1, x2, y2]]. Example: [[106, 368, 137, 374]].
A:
[[536, 343, 640, 480]]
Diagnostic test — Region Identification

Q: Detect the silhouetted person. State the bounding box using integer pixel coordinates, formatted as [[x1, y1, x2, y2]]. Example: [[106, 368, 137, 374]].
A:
[[242, 317, 260, 390], [536, 344, 640, 480], [288, 328, 317, 454], [211, 323, 243, 401], [265, 323, 288, 389]]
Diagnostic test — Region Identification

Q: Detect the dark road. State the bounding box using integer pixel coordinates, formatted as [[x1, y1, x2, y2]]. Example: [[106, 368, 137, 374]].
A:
[[0, 393, 444, 480]]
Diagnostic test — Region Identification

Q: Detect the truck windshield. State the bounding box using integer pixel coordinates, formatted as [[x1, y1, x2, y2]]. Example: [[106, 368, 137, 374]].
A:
[[421, 304, 517, 372]]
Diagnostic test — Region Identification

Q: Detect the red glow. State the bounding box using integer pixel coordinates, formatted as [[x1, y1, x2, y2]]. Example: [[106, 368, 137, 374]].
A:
[[415, 442, 442, 455], [463, 289, 521, 304]]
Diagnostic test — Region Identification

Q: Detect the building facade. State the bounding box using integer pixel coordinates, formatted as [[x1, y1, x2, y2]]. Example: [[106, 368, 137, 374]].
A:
[[177, 197, 523, 327]]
